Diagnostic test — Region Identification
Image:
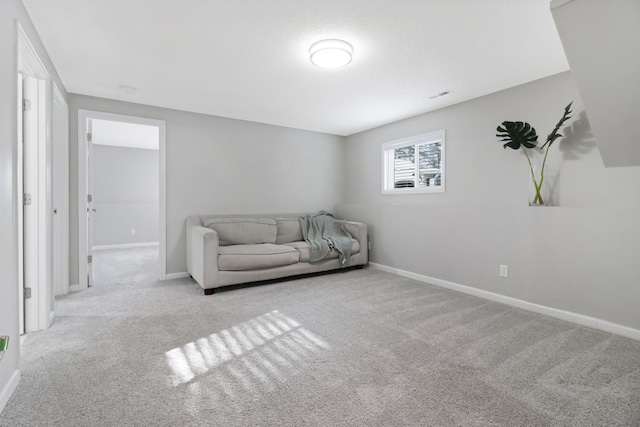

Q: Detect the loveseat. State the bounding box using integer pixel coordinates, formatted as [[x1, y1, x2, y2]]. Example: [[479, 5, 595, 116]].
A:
[[186, 213, 368, 294]]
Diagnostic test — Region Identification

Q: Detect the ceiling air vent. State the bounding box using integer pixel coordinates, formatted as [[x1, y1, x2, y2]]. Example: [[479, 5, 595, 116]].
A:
[[427, 90, 452, 100]]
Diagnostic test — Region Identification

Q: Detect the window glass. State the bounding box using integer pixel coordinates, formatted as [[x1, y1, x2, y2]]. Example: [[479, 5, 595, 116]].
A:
[[382, 130, 445, 194]]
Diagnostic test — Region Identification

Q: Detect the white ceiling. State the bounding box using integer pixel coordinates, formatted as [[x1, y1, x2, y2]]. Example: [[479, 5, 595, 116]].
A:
[[92, 119, 159, 150], [22, 0, 569, 136]]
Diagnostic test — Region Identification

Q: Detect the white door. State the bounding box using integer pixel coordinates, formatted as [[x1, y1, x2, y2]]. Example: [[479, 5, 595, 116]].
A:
[[22, 75, 40, 333], [87, 120, 94, 287], [17, 23, 54, 332]]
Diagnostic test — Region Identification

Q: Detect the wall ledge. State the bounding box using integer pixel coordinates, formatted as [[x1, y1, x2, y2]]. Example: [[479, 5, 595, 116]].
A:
[[369, 262, 640, 341]]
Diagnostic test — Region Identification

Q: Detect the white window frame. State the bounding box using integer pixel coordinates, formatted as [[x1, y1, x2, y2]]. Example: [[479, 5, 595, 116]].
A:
[[382, 129, 446, 194]]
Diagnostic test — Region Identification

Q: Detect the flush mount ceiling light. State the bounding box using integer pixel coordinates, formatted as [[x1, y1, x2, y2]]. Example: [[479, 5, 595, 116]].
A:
[[309, 39, 353, 68]]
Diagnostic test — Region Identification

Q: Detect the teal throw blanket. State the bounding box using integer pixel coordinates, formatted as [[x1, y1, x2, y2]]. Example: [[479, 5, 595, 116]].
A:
[[299, 211, 354, 266]]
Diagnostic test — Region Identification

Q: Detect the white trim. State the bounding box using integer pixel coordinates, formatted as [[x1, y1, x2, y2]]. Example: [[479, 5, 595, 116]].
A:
[[52, 84, 65, 107], [382, 130, 443, 151], [17, 71, 24, 336], [36, 78, 48, 332], [381, 129, 446, 195], [369, 262, 640, 341], [69, 284, 81, 293], [159, 122, 166, 280], [165, 272, 191, 280], [0, 369, 20, 413], [17, 24, 48, 79], [93, 242, 159, 251], [17, 25, 52, 333], [78, 110, 167, 289], [52, 82, 69, 297], [77, 110, 88, 291]]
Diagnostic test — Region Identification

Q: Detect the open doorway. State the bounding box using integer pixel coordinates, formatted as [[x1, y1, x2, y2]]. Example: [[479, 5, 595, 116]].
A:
[[91, 119, 160, 286], [77, 110, 166, 290]]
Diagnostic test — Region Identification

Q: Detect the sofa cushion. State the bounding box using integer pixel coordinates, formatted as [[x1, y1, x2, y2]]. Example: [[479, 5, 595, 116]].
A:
[[275, 218, 303, 244], [218, 244, 299, 271], [204, 218, 277, 246], [283, 240, 360, 262]]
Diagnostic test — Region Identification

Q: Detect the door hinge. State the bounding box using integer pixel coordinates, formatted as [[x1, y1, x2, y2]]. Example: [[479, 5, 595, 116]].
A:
[[22, 99, 31, 112], [86, 132, 92, 142], [23, 193, 32, 206], [87, 255, 92, 264], [25, 287, 32, 299], [87, 194, 92, 203]]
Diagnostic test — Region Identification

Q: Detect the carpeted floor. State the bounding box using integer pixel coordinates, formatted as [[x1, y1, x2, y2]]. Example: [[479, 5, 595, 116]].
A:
[[1, 248, 639, 426], [92, 245, 160, 287]]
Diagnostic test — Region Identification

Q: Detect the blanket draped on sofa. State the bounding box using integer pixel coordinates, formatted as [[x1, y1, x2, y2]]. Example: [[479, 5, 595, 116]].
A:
[[299, 211, 354, 266]]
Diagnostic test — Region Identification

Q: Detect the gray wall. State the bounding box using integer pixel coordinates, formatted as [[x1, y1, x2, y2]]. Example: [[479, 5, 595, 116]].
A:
[[68, 94, 346, 282], [93, 145, 159, 246], [551, 0, 640, 167], [0, 0, 67, 409], [338, 71, 640, 331]]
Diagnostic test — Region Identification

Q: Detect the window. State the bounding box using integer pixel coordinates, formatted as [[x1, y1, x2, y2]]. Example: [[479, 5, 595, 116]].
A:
[[382, 130, 445, 194]]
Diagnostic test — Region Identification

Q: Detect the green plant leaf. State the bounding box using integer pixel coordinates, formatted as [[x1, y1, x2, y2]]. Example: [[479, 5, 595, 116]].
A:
[[496, 121, 538, 150], [495, 102, 574, 206], [540, 101, 573, 150]]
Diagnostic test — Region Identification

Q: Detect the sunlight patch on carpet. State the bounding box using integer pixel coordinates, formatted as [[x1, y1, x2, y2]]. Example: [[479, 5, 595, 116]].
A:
[[165, 310, 330, 388]]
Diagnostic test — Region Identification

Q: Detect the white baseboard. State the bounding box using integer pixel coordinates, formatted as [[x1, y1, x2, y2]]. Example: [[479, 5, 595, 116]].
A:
[[93, 242, 159, 251], [165, 272, 190, 280], [369, 262, 640, 341], [69, 284, 83, 292], [0, 369, 20, 413]]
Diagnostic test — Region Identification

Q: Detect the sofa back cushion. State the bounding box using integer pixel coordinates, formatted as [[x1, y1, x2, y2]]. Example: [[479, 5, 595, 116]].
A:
[[275, 218, 303, 244], [203, 218, 277, 246]]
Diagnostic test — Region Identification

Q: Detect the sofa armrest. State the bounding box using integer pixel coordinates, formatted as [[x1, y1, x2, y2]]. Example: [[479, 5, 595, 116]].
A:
[[345, 221, 368, 265], [187, 224, 220, 290]]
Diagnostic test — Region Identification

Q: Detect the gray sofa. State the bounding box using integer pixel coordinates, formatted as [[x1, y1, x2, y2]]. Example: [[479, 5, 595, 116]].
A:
[[186, 214, 368, 294]]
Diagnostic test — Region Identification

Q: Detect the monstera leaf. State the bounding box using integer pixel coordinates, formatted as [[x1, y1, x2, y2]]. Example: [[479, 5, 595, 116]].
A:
[[496, 121, 538, 150], [495, 101, 574, 206]]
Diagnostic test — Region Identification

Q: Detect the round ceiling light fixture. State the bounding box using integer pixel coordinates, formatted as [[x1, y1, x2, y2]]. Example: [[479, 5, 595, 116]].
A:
[[309, 39, 353, 68]]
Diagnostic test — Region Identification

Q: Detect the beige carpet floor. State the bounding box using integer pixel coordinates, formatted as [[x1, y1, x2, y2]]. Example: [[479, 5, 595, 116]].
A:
[[1, 247, 639, 426]]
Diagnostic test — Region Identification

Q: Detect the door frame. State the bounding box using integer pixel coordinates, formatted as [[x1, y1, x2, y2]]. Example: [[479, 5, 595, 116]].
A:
[[77, 110, 167, 289], [16, 23, 53, 333], [52, 84, 69, 297], [85, 119, 94, 287]]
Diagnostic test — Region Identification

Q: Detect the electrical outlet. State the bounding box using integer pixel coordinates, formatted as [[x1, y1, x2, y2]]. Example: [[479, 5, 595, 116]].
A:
[[131, 229, 136, 235], [499, 264, 509, 278]]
